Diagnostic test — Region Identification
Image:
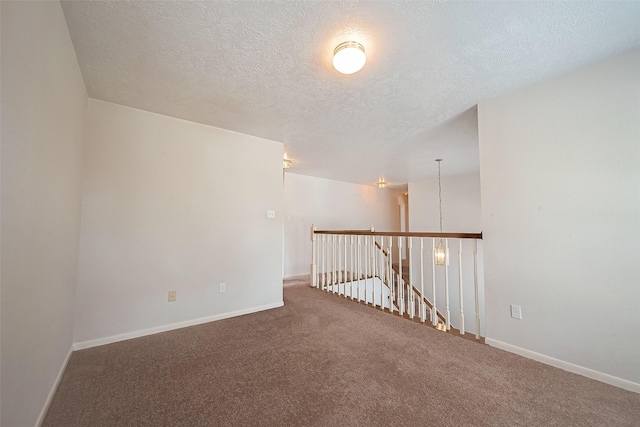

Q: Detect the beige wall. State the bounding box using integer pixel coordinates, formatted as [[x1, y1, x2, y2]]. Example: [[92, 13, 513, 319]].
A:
[[74, 99, 284, 346], [478, 49, 640, 388], [1, 2, 88, 425], [283, 173, 401, 277]]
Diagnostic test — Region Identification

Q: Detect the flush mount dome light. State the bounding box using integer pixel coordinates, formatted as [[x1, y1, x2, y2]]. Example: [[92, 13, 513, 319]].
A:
[[333, 41, 366, 74]]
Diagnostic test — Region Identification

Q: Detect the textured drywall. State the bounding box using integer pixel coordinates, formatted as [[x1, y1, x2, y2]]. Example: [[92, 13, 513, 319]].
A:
[[60, 1, 640, 185], [478, 49, 640, 384], [1, 2, 87, 425]]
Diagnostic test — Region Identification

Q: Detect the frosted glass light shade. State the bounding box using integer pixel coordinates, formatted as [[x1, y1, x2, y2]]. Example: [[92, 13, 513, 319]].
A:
[[333, 41, 366, 74], [435, 239, 446, 266]]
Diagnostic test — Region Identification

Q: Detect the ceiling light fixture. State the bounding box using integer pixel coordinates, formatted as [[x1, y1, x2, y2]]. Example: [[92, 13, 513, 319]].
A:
[[377, 180, 386, 189], [283, 158, 292, 169], [333, 41, 366, 74]]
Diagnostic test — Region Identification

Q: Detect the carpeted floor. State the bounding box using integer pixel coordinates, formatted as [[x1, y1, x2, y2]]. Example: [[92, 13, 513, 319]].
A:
[[44, 284, 640, 426]]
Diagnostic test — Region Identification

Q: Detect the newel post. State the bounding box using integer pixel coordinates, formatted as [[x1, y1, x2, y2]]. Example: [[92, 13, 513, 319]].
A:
[[310, 224, 317, 288]]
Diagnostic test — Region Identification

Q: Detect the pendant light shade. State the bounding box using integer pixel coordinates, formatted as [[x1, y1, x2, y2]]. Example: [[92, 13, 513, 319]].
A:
[[435, 239, 446, 266]]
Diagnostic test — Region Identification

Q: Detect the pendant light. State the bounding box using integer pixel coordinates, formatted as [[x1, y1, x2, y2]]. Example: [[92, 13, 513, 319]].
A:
[[435, 159, 447, 266]]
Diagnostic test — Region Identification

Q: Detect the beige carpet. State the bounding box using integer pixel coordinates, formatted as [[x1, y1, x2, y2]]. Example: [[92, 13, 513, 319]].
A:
[[44, 284, 640, 426]]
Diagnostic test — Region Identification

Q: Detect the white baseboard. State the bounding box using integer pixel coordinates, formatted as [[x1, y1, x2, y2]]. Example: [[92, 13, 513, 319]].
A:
[[283, 273, 310, 280], [485, 338, 640, 394], [73, 301, 284, 351], [36, 346, 73, 427]]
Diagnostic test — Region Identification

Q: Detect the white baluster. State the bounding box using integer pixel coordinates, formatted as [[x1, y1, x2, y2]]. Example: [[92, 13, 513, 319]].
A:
[[364, 235, 368, 304], [388, 240, 393, 314], [362, 236, 366, 302], [328, 235, 332, 290], [431, 237, 437, 326], [458, 239, 465, 335], [408, 237, 414, 319], [326, 235, 331, 292], [369, 236, 373, 305], [369, 235, 373, 305], [370, 235, 374, 305], [474, 239, 480, 339], [398, 236, 403, 316], [320, 234, 326, 291], [325, 235, 328, 290], [366, 236, 370, 304], [343, 234, 347, 298], [364, 235, 368, 305], [350, 235, 355, 300], [321, 234, 325, 291], [380, 236, 385, 309], [332, 235, 337, 293], [445, 238, 450, 330], [337, 235, 342, 291], [356, 236, 362, 301], [324, 234, 331, 292], [310, 225, 316, 288], [420, 237, 425, 322], [323, 234, 327, 291], [371, 235, 375, 306]]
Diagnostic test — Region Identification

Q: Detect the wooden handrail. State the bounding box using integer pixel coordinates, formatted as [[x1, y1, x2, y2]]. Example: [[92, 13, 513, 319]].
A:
[[314, 230, 482, 239]]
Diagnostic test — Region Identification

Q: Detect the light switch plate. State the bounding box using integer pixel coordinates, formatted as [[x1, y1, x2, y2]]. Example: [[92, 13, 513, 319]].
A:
[[267, 210, 276, 219]]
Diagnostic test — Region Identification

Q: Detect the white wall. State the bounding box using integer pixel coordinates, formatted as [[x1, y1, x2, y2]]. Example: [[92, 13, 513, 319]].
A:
[[478, 49, 640, 387], [1, 2, 87, 425], [408, 173, 485, 335], [408, 172, 482, 233], [74, 99, 284, 345], [283, 173, 401, 277]]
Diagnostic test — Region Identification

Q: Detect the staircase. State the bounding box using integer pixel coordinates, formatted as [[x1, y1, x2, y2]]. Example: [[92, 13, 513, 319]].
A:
[[391, 260, 447, 324]]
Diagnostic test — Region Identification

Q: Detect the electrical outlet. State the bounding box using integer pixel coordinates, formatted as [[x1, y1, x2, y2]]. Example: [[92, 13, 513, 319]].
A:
[[267, 210, 276, 219], [168, 291, 176, 302], [219, 283, 226, 293], [510, 304, 522, 320]]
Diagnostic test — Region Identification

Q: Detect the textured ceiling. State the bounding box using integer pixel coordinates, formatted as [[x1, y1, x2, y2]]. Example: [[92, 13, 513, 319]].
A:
[[61, 1, 640, 186]]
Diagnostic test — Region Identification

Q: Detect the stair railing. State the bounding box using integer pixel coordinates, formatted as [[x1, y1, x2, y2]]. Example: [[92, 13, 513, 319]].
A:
[[309, 225, 484, 341]]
